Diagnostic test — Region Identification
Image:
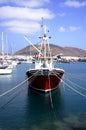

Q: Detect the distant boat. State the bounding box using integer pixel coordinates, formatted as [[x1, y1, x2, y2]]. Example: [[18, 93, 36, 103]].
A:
[[25, 18, 64, 92], [0, 65, 12, 75], [0, 32, 12, 75]]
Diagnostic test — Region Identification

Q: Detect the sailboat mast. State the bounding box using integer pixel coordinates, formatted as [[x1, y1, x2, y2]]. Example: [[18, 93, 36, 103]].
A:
[[6, 34, 8, 56], [1, 32, 4, 59]]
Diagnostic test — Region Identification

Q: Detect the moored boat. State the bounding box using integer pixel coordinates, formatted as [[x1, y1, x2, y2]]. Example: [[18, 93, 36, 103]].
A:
[[0, 65, 12, 75], [0, 60, 12, 74], [0, 32, 13, 75], [26, 19, 64, 92]]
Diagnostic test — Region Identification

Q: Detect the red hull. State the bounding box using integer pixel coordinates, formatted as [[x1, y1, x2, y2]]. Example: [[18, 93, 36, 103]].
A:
[[26, 69, 64, 92]]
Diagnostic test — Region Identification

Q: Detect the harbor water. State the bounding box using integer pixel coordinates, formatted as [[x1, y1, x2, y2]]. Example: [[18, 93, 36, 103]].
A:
[[0, 62, 86, 130]]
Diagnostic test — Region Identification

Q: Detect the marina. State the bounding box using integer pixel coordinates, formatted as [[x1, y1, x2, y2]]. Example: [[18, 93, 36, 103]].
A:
[[0, 1, 86, 129], [0, 62, 86, 130]]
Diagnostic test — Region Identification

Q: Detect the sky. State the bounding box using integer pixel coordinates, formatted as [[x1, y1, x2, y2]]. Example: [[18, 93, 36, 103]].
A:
[[0, 0, 86, 53]]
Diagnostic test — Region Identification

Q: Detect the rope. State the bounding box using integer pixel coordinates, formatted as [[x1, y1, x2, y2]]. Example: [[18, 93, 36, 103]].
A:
[[0, 70, 40, 98], [0, 78, 28, 98], [0, 82, 27, 111], [48, 72, 57, 120], [65, 72, 86, 82], [65, 75, 86, 91], [64, 81, 86, 98], [0, 70, 41, 111], [0, 88, 22, 110], [48, 73, 54, 109], [28, 70, 40, 83], [52, 71, 86, 98]]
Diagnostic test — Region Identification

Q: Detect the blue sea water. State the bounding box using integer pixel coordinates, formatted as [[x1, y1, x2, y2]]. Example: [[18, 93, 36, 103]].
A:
[[0, 62, 86, 130]]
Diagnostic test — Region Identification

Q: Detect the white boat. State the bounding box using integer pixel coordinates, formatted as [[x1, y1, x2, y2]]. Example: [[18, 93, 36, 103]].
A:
[[0, 65, 12, 75], [0, 32, 13, 75]]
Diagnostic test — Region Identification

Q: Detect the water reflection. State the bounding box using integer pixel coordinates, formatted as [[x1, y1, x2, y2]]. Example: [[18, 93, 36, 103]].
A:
[[0, 75, 12, 95], [23, 87, 86, 130], [0, 74, 12, 82], [25, 87, 64, 128]]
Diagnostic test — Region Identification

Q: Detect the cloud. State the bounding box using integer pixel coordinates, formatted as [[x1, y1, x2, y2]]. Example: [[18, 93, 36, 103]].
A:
[[0, 6, 54, 20], [0, 4, 55, 34], [62, 0, 86, 8], [58, 26, 80, 32], [0, 0, 50, 7], [58, 27, 66, 32], [0, 20, 41, 34], [69, 26, 80, 31]]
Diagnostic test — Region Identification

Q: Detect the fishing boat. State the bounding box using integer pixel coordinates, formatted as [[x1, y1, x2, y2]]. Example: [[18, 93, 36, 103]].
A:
[[25, 19, 64, 92]]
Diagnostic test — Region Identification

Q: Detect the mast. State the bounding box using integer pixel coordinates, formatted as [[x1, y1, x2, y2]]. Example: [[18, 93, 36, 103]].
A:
[[6, 34, 8, 56], [41, 17, 47, 58], [41, 17, 51, 57], [1, 32, 4, 60], [40, 18, 53, 68]]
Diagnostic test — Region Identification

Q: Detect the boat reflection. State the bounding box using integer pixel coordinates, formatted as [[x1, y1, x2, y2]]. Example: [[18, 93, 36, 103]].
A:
[[25, 87, 65, 128]]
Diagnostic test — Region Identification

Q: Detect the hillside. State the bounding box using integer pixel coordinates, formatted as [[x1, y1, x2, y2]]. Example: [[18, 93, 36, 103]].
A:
[[15, 44, 86, 57]]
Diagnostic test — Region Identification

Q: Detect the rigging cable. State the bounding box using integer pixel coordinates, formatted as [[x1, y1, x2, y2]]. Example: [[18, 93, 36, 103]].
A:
[[0, 70, 41, 111], [0, 87, 24, 111], [0, 70, 40, 98], [65, 74, 86, 91], [48, 72, 54, 109], [0, 78, 28, 98], [48, 72, 57, 120], [52, 71, 86, 98], [65, 72, 86, 82]]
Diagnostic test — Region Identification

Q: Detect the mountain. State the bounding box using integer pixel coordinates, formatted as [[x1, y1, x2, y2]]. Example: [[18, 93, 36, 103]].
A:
[[15, 44, 86, 57]]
